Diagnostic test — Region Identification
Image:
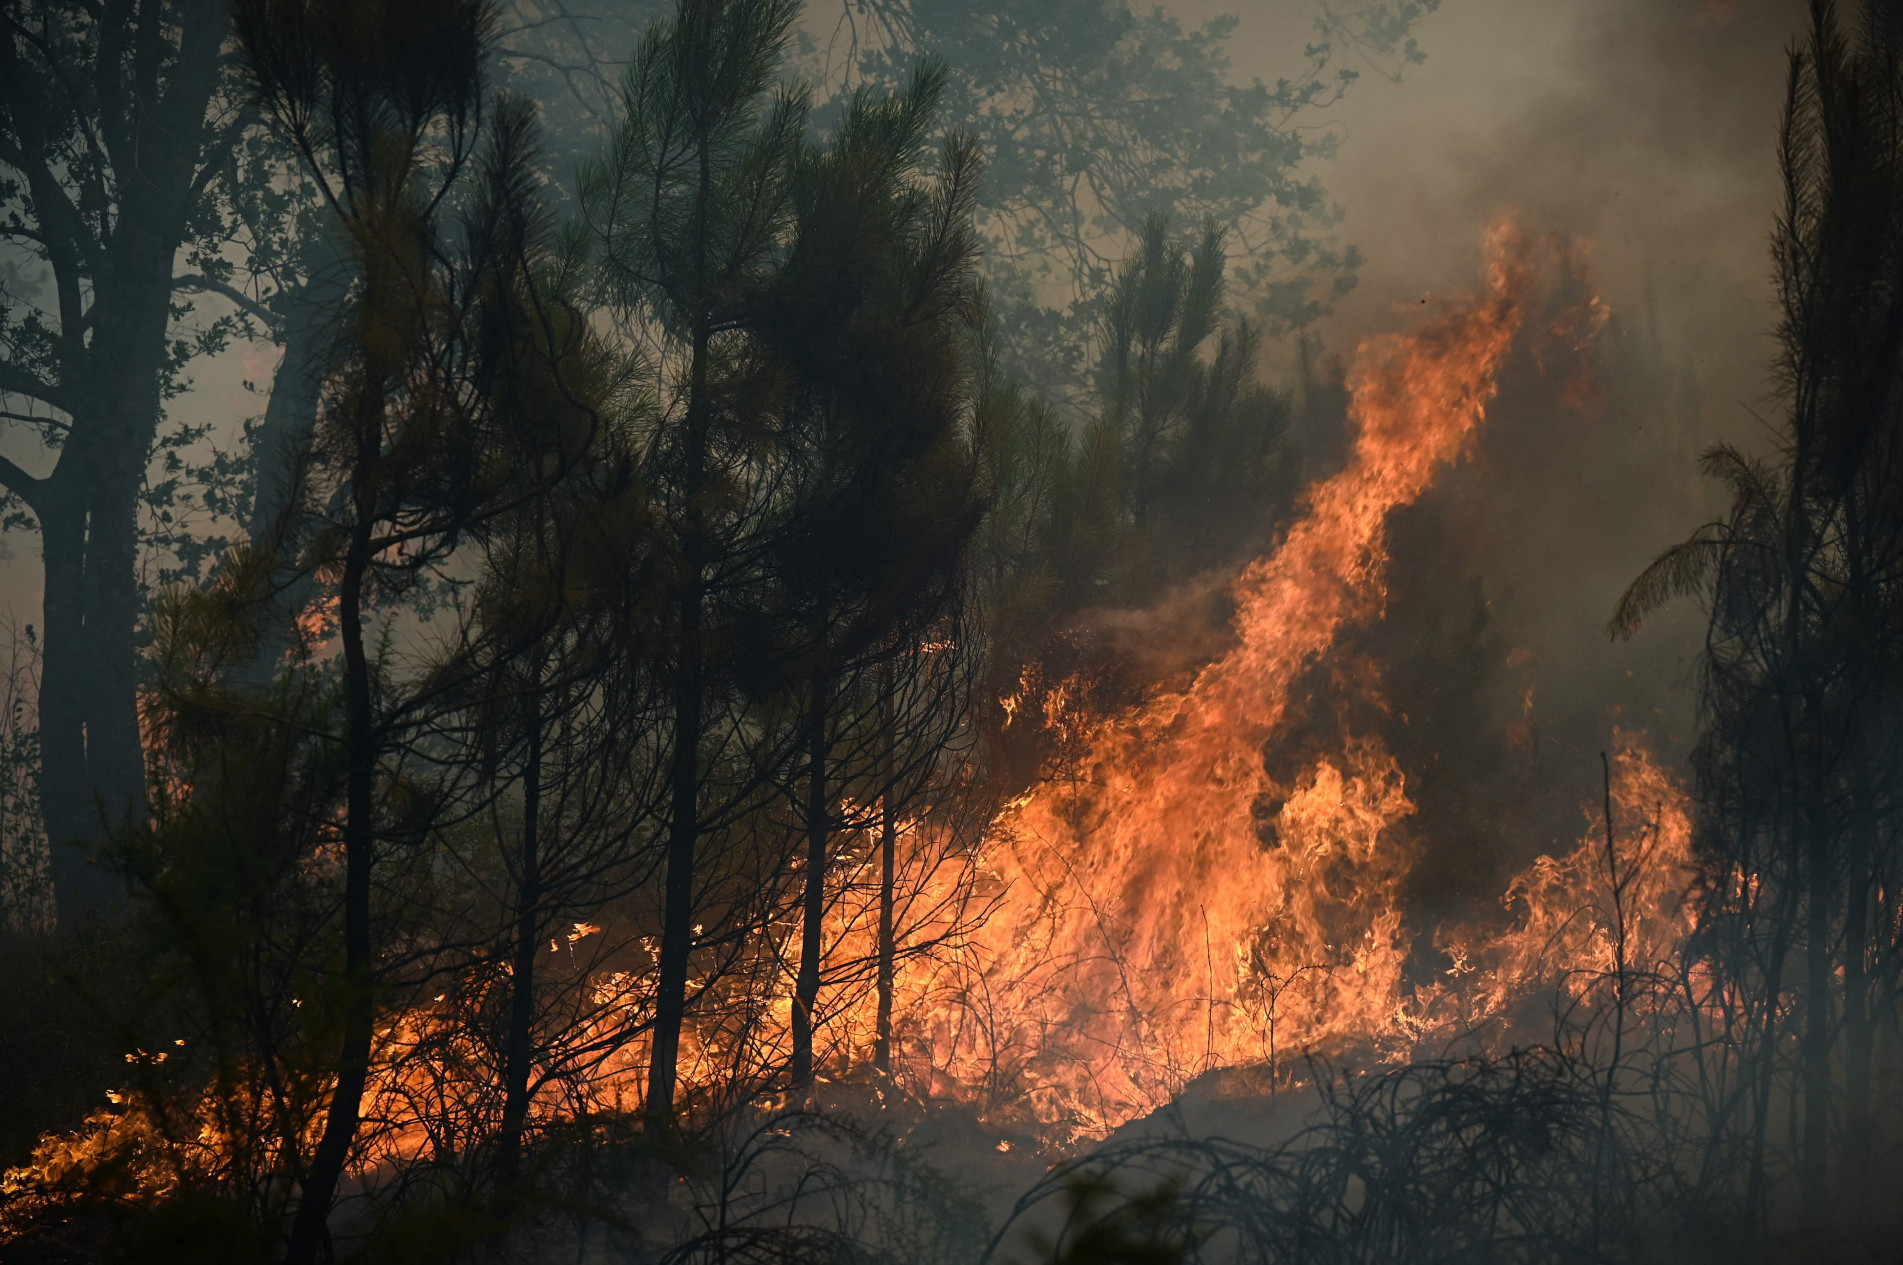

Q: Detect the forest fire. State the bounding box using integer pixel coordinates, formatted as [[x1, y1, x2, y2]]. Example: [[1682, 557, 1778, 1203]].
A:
[[951, 223, 1554, 1126], [617, 223, 1700, 1136], [0, 222, 1704, 1229], [305, 226, 1689, 1154], [16, 0, 1903, 1257], [887, 224, 1695, 1132]]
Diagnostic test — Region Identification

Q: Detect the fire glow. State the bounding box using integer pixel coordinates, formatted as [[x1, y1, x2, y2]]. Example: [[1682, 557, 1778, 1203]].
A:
[[8, 226, 1702, 1193], [390, 223, 1695, 1151], [771, 221, 1696, 1133], [457, 223, 1697, 1140]]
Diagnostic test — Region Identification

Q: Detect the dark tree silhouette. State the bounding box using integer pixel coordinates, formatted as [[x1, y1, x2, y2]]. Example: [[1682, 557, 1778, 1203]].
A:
[[1614, 0, 1903, 1233], [0, 0, 240, 914]]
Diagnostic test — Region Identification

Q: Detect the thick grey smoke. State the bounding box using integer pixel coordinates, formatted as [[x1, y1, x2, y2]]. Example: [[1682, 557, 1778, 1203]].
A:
[[1050, 0, 1806, 922], [1219, 1, 1811, 880], [1302, 0, 1796, 375]]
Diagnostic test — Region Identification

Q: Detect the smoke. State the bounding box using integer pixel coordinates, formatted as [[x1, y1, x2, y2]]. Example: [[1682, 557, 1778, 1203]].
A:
[[1307, 0, 1795, 366], [1215, 0, 1809, 888], [1031, 0, 1810, 941]]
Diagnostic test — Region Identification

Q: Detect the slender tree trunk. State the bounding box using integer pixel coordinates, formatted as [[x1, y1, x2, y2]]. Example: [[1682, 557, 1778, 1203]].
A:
[[1745, 845, 1795, 1235], [646, 113, 717, 1131], [500, 682, 543, 1184], [1842, 774, 1876, 1202], [1591, 752, 1625, 1256], [648, 577, 701, 1126], [792, 666, 828, 1089], [285, 516, 376, 1265], [875, 670, 895, 1074], [646, 299, 712, 1127], [1800, 802, 1833, 1229], [1745, 978, 1782, 1231], [1782, 430, 1829, 1227]]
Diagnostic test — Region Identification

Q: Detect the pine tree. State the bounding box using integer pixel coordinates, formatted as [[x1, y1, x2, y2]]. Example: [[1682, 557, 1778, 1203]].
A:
[[1613, 0, 1903, 1231], [752, 63, 986, 1086], [580, 0, 808, 1127], [237, 0, 618, 1248]]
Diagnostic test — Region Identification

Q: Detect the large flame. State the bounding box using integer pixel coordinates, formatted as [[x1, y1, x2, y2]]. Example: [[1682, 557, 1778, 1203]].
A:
[[445, 222, 1681, 1138], [936, 224, 1537, 1126], [891, 222, 1649, 1131], [5, 226, 1704, 1212]]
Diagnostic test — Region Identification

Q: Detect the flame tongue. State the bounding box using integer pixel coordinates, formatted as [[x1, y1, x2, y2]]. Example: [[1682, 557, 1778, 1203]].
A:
[[967, 225, 1549, 1130], [10, 228, 1702, 1201]]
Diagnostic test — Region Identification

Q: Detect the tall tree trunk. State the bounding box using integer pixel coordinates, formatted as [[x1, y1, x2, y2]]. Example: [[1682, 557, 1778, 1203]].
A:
[[646, 101, 727, 1128], [1800, 804, 1833, 1229], [646, 246, 713, 1125], [1842, 773, 1876, 1207], [22, 1, 228, 919], [41, 209, 182, 919], [499, 681, 543, 1186], [285, 516, 376, 1265], [648, 575, 701, 1126], [792, 666, 828, 1088], [875, 670, 895, 1074]]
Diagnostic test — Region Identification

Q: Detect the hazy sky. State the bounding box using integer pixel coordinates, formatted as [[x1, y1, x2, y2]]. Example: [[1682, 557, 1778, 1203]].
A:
[[1250, 0, 1801, 424], [1214, 0, 1810, 801], [0, 0, 1812, 683]]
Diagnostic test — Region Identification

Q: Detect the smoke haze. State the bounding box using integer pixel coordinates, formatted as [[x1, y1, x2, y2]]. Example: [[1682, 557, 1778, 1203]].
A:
[[0, 0, 1805, 923], [1220, 0, 1812, 873]]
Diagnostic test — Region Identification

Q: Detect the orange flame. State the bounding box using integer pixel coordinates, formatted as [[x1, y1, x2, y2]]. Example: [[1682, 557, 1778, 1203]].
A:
[[888, 223, 1643, 1132], [4, 226, 1705, 1207], [641, 224, 1671, 1138]]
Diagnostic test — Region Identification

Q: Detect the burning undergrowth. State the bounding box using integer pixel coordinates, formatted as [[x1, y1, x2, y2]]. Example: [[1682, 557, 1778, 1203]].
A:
[[393, 220, 1690, 1150], [0, 224, 1710, 1259], [905, 223, 1693, 1137]]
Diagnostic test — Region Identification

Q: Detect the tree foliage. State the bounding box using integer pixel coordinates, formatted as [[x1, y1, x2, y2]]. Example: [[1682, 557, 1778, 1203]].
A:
[[1614, 0, 1903, 1234]]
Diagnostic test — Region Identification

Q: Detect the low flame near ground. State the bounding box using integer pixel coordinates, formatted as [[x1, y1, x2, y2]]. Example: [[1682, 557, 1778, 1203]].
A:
[[4, 224, 1702, 1197], [669, 220, 1694, 1133]]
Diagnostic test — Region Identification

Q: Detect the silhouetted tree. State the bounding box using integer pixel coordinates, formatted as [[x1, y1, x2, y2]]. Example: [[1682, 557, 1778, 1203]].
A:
[[0, 0, 241, 914], [236, 0, 623, 1249], [1614, 0, 1903, 1232], [749, 62, 986, 1087], [580, 0, 812, 1127]]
